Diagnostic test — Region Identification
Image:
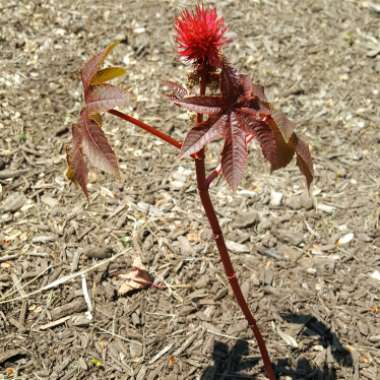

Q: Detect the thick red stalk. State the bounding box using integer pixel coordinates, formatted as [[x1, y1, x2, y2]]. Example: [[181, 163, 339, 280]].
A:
[[195, 75, 276, 380], [109, 109, 182, 150]]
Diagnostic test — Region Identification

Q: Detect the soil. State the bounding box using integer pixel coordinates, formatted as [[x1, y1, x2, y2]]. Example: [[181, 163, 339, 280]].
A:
[[1, 0, 380, 379]]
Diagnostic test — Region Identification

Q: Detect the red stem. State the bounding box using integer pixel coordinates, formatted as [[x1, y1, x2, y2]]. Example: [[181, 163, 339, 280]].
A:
[[109, 109, 182, 150], [195, 156, 276, 380], [195, 75, 276, 380]]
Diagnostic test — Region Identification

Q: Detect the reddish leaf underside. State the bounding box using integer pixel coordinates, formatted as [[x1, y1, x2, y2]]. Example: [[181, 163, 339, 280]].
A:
[[293, 136, 314, 189], [221, 64, 240, 102], [85, 84, 128, 115], [81, 41, 119, 93], [181, 114, 227, 157], [270, 110, 295, 142], [221, 113, 248, 190], [251, 83, 268, 103], [68, 125, 89, 197], [80, 118, 120, 177], [172, 96, 222, 114], [250, 119, 295, 171], [162, 81, 188, 100]]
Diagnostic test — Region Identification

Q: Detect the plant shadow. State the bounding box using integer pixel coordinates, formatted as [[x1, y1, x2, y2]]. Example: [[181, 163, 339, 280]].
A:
[[201, 339, 260, 379], [201, 314, 353, 379]]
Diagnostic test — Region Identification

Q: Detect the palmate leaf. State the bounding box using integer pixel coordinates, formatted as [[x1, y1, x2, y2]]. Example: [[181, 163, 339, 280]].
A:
[[66, 118, 120, 198], [67, 43, 127, 198], [181, 115, 227, 157], [81, 41, 120, 92], [167, 60, 314, 190], [90, 67, 126, 86], [80, 118, 120, 177], [85, 84, 128, 115], [221, 113, 248, 191]]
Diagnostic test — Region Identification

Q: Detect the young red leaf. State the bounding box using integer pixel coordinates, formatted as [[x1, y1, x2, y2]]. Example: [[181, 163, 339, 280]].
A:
[[171, 96, 222, 114], [221, 63, 241, 102], [168, 62, 313, 190], [80, 118, 120, 177], [84, 84, 128, 115], [270, 110, 295, 142], [181, 115, 226, 157], [162, 81, 188, 100], [81, 41, 119, 92], [240, 75, 253, 99], [251, 83, 268, 103], [66, 125, 89, 197], [247, 118, 295, 171], [221, 114, 248, 190]]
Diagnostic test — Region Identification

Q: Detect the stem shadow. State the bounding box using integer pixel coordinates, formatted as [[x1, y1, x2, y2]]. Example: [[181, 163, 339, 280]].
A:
[[201, 339, 260, 379], [201, 313, 353, 379]]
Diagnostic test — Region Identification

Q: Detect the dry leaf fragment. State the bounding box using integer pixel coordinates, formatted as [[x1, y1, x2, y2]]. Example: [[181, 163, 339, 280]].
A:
[[118, 257, 160, 295], [272, 322, 298, 348]]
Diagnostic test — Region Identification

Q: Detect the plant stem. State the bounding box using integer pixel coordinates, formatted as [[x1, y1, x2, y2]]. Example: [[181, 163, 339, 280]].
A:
[[195, 156, 276, 380], [195, 73, 276, 380], [109, 109, 182, 150]]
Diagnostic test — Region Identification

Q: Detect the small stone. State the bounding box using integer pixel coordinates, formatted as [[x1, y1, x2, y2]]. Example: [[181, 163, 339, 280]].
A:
[[357, 321, 369, 336], [257, 219, 272, 233], [261, 234, 277, 248], [275, 229, 304, 246], [235, 211, 259, 228], [307, 267, 317, 275], [263, 264, 273, 286], [286, 195, 302, 210], [131, 312, 141, 326], [301, 193, 314, 210], [1, 192, 26, 213], [226, 240, 250, 253], [32, 234, 57, 244], [41, 195, 58, 208], [82, 246, 114, 259], [270, 190, 283, 207], [129, 340, 143, 360], [194, 276, 209, 289]]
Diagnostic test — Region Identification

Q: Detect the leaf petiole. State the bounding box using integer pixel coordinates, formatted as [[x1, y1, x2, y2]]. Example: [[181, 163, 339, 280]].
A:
[[108, 109, 182, 150]]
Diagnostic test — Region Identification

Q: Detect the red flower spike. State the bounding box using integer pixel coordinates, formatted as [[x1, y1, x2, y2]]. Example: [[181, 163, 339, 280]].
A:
[[175, 3, 229, 67]]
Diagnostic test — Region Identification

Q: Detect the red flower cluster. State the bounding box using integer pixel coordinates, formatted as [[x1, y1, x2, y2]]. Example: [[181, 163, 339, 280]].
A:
[[175, 3, 229, 67]]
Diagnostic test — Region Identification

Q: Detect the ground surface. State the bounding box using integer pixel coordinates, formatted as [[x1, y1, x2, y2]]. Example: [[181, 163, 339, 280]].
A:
[[1, 0, 380, 379]]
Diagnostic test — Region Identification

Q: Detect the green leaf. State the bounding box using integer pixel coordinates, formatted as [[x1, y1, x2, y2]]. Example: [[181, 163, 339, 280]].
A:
[[90, 67, 126, 85]]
